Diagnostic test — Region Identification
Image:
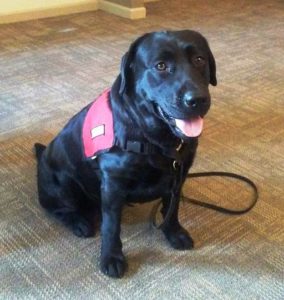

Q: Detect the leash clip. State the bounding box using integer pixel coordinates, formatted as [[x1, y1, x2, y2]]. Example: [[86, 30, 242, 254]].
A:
[[173, 140, 184, 170]]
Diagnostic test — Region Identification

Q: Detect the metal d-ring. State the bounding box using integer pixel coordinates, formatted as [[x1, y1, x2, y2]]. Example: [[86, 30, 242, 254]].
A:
[[176, 139, 184, 152], [173, 160, 180, 170]]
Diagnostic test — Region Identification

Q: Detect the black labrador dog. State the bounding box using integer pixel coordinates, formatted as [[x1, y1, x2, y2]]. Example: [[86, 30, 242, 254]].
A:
[[34, 30, 217, 278]]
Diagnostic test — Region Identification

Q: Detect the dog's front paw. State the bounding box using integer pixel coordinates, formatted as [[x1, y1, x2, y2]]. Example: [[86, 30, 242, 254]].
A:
[[100, 253, 127, 278], [164, 227, 194, 250]]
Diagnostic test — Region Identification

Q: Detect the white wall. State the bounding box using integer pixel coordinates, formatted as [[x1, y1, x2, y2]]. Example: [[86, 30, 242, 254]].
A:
[[0, 0, 99, 23]]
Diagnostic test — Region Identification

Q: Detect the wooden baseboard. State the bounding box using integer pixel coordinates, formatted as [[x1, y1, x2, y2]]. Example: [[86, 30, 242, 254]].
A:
[[0, 0, 149, 24], [99, 0, 146, 20], [0, 1, 99, 24]]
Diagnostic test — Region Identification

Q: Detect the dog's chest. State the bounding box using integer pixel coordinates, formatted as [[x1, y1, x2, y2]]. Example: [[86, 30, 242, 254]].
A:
[[95, 144, 196, 204], [125, 166, 173, 203]]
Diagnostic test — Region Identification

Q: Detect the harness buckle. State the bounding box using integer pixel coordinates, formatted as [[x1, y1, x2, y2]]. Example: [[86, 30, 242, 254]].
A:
[[126, 141, 143, 153]]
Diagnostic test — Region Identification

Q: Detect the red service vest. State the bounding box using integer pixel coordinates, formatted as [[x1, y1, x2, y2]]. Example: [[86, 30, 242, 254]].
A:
[[82, 89, 114, 159]]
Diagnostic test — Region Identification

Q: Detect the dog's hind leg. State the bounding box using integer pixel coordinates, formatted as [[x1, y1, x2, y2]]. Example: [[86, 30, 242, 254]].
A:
[[37, 168, 97, 238], [51, 206, 96, 238]]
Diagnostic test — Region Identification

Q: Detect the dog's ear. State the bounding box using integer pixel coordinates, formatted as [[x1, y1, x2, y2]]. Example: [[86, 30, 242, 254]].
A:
[[119, 33, 149, 95], [119, 52, 132, 95], [208, 48, 217, 86]]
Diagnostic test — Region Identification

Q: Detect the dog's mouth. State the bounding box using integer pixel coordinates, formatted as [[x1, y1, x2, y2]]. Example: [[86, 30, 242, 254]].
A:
[[156, 105, 204, 138]]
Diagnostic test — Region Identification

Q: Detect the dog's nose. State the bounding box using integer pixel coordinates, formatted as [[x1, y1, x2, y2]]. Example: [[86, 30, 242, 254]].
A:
[[183, 92, 208, 110]]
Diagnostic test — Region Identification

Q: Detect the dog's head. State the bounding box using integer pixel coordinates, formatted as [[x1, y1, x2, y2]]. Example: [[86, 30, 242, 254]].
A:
[[118, 30, 217, 140]]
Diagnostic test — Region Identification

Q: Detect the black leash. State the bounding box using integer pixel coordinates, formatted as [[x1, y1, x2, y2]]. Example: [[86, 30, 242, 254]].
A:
[[151, 171, 259, 229]]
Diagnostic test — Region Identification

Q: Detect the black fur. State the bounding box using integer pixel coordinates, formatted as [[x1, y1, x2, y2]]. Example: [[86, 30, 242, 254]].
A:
[[35, 30, 217, 278]]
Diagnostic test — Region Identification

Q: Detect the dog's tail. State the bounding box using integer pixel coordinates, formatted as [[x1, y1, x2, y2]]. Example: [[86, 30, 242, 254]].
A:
[[34, 143, 46, 161]]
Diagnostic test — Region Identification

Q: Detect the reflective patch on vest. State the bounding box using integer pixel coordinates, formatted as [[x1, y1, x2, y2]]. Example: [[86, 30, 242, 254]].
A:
[[91, 124, 105, 139]]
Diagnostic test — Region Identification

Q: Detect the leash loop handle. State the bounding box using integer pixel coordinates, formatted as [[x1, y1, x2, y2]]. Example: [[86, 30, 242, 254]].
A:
[[151, 171, 259, 229]]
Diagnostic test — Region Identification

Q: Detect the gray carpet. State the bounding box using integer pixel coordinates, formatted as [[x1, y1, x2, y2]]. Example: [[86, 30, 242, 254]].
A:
[[1, 0, 284, 299]]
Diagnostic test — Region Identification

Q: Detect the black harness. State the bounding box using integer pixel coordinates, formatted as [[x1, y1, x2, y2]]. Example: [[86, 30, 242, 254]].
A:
[[114, 137, 190, 230]]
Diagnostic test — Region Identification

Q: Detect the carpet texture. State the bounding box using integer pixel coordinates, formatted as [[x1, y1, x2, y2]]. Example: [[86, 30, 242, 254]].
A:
[[0, 0, 284, 299]]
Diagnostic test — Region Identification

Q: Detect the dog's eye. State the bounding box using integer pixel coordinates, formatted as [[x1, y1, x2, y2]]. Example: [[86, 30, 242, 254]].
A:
[[155, 62, 167, 71], [193, 56, 205, 66]]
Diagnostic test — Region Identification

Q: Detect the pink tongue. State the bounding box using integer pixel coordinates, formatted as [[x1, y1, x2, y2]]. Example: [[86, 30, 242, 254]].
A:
[[175, 117, 204, 137]]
